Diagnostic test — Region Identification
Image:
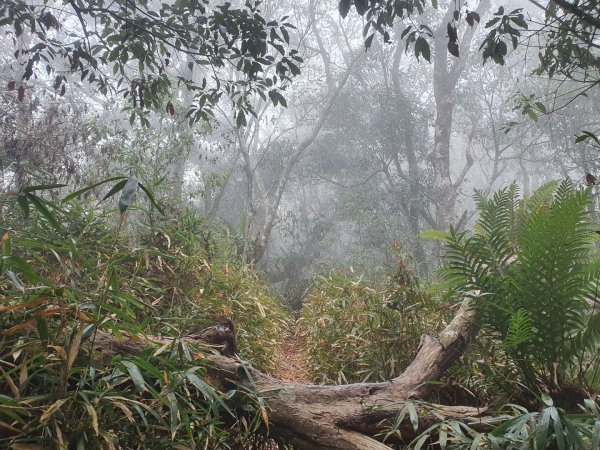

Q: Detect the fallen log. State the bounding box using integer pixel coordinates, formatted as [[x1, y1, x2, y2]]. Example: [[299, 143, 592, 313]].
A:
[[91, 299, 487, 449]]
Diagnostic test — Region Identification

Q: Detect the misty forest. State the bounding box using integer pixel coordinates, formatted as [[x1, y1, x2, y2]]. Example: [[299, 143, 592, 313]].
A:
[[2, 0, 600, 448]]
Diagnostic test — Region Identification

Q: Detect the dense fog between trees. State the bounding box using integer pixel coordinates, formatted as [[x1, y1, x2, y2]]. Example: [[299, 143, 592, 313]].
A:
[[2, 0, 598, 290]]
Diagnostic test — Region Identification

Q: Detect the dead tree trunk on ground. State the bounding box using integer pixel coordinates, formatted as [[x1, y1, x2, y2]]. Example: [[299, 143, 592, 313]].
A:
[[92, 300, 486, 449]]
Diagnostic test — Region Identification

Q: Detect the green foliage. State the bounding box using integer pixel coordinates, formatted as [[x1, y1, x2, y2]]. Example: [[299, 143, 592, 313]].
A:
[[480, 7, 528, 66], [300, 255, 441, 384], [420, 229, 451, 242], [508, 92, 549, 124], [382, 396, 600, 449], [337, 0, 481, 60], [575, 130, 600, 148], [443, 180, 600, 390], [0, 182, 289, 448], [534, 0, 600, 84], [1, 0, 302, 124]]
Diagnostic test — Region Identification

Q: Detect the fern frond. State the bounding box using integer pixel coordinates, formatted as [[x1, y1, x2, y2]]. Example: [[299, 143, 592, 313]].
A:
[[553, 178, 575, 205], [505, 308, 534, 349], [515, 186, 593, 363], [525, 180, 558, 214], [515, 180, 557, 242]]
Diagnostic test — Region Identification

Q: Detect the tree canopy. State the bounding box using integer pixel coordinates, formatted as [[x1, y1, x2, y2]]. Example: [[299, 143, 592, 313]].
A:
[[4, 0, 599, 126], [1, 0, 302, 125]]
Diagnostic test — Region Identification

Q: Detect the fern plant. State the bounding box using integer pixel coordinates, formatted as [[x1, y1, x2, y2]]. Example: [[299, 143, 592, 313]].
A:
[[443, 180, 600, 391]]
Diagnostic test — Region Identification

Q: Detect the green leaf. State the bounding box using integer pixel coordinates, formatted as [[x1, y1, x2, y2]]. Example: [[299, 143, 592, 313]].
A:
[[101, 179, 128, 202], [535, 408, 551, 449], [526, 109, 538, 122], [168, 392, 179, 437], [186, 372, 234, 416], [2, 231, 11, 258], [4, 255, 44, 284], [510, 15, 528, 29], [17, 195, 30, 219], [470, 433, 485, 450], [439, 423, 447, 449], [412, 433, 429, 450], [505, 308, 533, 349], [414, 36, 431, 62], [21, 183, 67, 193], [575, 131, 600, 145], [127, 357, 163, 379], [420, 229, 450, 241], [137, 182, 165, 215], [407, 402, 419, 431], [561, 414, 586, 448], [592, 420, 600, 450], [108, 290, 147, 311], [280, 27, 290, 44], [63, 176, 127, 203], [25, 193, 62, 232], [36, 316, 49, 341], [401, 26, 413, 40], [121, 360, 146, 393], [268, 89, 287, 107], [541, 394, 553, 407], [354, 0, 368, 15], [339, 0, 351, 19], [485, 17, 500, 28], [236, 109, 247, 128], [287, 61, 301, 75]]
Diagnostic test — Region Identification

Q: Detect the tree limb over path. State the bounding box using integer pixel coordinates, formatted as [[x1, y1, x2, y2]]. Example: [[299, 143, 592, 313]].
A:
[[92, 299, 486, 449]]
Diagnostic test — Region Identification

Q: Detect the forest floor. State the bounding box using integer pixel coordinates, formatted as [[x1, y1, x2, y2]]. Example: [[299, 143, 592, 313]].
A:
[[273, 325, 311, 383]]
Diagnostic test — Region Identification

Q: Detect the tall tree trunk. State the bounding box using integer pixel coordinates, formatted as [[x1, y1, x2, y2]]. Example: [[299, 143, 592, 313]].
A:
[[167, 56, 195, 199], [432, 85, 456, 230], [390, 38, 426, 266], [248, 52, 363, 264], [432, 0, 490, 230]]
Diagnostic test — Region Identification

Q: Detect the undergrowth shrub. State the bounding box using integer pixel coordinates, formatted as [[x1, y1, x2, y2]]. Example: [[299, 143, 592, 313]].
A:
[[300, 252, 441, 384], [0, 182, 289, 448], [136, 211, 290, 370], [381, 395, 600, 449], [443, 180, 600, 394]]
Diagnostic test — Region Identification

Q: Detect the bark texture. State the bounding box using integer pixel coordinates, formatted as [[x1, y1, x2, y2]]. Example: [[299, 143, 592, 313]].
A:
[[432, 0, 490, 230], [91, 299, 485, 449]]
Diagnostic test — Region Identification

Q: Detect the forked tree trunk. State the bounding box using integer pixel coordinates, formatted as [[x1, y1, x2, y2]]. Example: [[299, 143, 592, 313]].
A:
[[92, 299, 485, 449], [432, 0, 490, 231]]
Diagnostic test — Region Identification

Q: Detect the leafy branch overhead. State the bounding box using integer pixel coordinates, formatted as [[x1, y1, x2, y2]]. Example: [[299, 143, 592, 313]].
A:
[[480, 7, 528, 65], [534, 0, 600, 82], [338, 0, 599, 99], [1, 0, 302, 124], [338, 0, 483, 61]]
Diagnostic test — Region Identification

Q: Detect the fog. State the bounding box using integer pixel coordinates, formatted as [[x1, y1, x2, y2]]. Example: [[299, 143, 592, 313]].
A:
[[2, 0, 599, 296]]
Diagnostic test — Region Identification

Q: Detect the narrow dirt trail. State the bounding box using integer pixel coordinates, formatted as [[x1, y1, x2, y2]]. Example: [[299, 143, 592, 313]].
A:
[[273, 323, 311, 384]]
